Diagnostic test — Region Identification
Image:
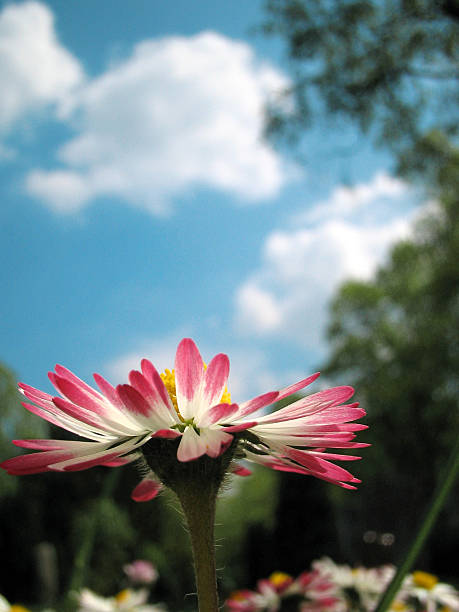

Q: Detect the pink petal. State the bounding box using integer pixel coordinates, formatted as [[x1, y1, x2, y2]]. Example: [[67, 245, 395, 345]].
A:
[[276, 372, 321, 401], [129, 370, 158, 404], [141, 359, 173, 409], [1, 450, 75, 475], [100, 451, 141, 467], [222, 421, 258, 432], [307, 440, 370, 449], [13, 439, 69, 451], [200, 402, 239, 426], [116, 384, 152, 417], [203, 353, 230, 407], [286, 448, 356, 482], [131, 477, 162, 502], [54, 365, 102, 399], [62, 451, 123, 471], [19, 385, 55, 409], [174, 338, 204, 403], [93, 373, 124, 408], [257, 387, 356, 424], [18, 382, 53, 402], [49, 373, 106, 416], [237, 391, 279, 418], [298, 406, 366, 425], [232, 464, 252, 477], [52, 396, 105, 430], [21, 401, 93, 436], [150, 429, 181, 439], [309, 451, 362, 462]]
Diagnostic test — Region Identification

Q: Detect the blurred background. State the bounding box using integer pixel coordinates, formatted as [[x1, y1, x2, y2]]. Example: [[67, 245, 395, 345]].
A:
[[0, 0, 458, 609]]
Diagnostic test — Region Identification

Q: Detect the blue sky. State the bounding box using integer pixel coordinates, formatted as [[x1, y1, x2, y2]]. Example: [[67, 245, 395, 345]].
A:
[[1, 0, 422, 400]]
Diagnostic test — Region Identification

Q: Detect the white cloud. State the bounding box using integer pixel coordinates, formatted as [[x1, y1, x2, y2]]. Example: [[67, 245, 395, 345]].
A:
[[299, 171, 408, 224], [25, 169, 91, 212], [0, 1, 83, 132], [235, 284, 282, 335], [26, 30, 291, 214], [234, 173, 419, 354]]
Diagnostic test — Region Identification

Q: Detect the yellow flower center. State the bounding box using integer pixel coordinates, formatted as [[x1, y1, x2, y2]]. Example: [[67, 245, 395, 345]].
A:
[[115, 589, 131, 603], [10, 607, 31, 612], [161, 366, 231, 422], [412, 571, 438, 590], [269, 571, 292, 586]]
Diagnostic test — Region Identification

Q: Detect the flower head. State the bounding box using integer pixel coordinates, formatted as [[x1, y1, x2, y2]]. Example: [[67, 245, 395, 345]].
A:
[[77, 588, 164, 612], [123, 560, 158, 585], [0, 595, 31, 612], [1, 338, 367, 497], [226, 569, 344, 612], [312, 558, 395, 611], [395, 571, 459, 612]]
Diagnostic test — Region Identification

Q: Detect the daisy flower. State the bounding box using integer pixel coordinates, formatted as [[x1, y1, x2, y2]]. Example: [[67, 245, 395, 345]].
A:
[[77, 588, 164, 612], [312, 558, 395, 611], [226, 570, 344, 612], [123, 560, 158, 586], [397, 571, 459, 612], [0, 594, 32, 612], [226, 572, 294, 611], [1, 338, 367, 498]]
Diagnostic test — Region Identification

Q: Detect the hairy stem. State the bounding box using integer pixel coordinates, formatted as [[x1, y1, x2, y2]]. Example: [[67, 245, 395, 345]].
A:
[[178, 484, 219, 612]]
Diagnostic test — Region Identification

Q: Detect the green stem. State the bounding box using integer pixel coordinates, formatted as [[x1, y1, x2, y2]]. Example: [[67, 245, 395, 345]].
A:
[[141, 437, 238, 611], [177, 485, 219, 612], [374, 436, 459, 612]]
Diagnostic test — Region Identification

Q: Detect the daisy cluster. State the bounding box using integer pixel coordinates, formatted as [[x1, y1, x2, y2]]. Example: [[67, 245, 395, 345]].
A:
[[1, 562, 457, 612], [225, 559, 459, 611], [1, 339, 367, 497]]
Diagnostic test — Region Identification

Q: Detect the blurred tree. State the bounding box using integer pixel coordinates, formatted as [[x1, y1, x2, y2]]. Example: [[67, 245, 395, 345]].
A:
[[262, 0, 459, 178], [260, 0, 459, 579], [0, 362, 47, 494], [320, 161, 459, 576]]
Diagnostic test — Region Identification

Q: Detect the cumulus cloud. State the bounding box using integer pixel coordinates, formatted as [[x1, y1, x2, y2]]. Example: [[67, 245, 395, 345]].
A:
[[234, 173, 420, 353], [26, 30, 291, 214], [299, 171, 408, 224], [0, 1, 83, 132]]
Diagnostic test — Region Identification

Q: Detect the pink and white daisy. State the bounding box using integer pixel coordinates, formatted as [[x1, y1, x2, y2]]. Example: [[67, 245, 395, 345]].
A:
[[397, 571, 459, 612], [77, 587, 165, 612], [225, 588, 269, 611], [295, 569, 344, 611], [226, 570, 344, 612], [312, 558, 395, 611], [123, 560, 158, 586], [1, 338, 367, 497]]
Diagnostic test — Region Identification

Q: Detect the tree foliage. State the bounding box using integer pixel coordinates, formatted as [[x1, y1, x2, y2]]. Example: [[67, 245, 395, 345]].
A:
[[262, 0, 459, 174], [321, 163, 459, 575]]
